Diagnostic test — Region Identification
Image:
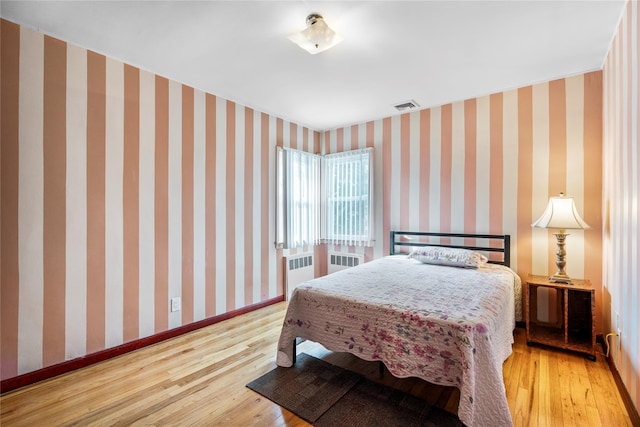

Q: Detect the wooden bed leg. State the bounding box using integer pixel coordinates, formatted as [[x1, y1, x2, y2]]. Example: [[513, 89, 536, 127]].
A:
[[378, 361, 384, 376]]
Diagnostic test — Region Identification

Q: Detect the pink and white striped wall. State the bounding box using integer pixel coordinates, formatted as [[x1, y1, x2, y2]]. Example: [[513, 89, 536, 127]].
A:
[[0, 19, 319, 380], [0, 16, 606, 386], [322, 73, 603, 328], [603, 0, 639, 414]]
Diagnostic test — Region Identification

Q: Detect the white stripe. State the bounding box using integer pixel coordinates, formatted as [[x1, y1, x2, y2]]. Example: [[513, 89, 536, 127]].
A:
[[193, 89, 206, 321], [329, 129, 337, 153], [105, 57, 124, 348], [65, 44, 88, 359], [408, 111, 421, 229], [502, 89, 519, 271], [253, 111, 262, 303], [565, 74, 585, 279], [429, 107, 441, 235], [620, 14, 630, 329], [215, 97, 227, 312], [531, 82, 550, 277], [235, 104, 245, 308], [167, 80, 182, 328], [389, 116, 401, 229], [476, 96, 491, 237], [629, 1, 639, 386], [18, 27, 44, 374], [451, 101, 465, 232], [343, 126, 351, 151], [621, 8, 636, 379], [283, 121, 290, 148], [268, 115, 277, 298], [138, 70, 155, 337]]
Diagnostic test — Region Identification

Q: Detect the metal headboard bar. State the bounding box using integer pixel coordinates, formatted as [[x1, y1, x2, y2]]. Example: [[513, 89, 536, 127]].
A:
[[390, 231, 511, 267]]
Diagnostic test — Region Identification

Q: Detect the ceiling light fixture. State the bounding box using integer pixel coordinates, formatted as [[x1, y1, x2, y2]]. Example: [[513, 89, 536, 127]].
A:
[[289, 13, 343, 55]]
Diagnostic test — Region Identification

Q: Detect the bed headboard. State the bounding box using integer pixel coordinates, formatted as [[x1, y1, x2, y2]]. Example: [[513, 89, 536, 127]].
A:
[[389, 231, 511, 267]]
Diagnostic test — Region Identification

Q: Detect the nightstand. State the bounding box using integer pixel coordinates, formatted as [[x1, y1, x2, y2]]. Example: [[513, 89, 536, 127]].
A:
[[525, 274, 596, 361]]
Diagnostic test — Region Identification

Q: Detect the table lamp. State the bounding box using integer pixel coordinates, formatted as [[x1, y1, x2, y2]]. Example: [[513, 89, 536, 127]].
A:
[[531, 193, 589, 284]]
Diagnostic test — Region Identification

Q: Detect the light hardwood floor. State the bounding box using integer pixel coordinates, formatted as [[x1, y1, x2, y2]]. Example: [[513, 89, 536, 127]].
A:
[[0, 301, 632, 426]]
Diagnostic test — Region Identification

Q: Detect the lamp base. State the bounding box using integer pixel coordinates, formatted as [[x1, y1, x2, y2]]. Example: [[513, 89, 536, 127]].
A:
[[548, 273, 572, 284]]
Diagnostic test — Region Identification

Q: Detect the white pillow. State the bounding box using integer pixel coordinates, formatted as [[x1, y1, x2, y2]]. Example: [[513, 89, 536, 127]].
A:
[[407, 246, 488, 268]]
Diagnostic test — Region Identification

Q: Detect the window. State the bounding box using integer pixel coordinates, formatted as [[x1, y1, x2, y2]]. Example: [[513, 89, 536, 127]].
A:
[[276, 148, 321, 249], [276, 147, 373, 249], [323, 149, 373, 246]]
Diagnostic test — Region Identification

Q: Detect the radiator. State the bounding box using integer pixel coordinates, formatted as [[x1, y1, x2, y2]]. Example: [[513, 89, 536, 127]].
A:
[[328, 252, 363, 274], [284, 253, 314, 300]]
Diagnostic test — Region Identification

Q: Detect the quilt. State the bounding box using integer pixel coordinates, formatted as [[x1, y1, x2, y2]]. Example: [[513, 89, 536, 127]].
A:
[[276, 255, 520, 427]]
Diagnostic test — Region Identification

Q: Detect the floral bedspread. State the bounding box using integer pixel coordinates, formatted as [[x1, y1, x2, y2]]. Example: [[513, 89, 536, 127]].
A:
[[276, 256, 520, 427]]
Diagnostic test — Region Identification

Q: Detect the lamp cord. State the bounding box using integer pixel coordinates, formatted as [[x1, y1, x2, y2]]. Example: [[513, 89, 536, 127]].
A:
[[599, 332, 619, 358]]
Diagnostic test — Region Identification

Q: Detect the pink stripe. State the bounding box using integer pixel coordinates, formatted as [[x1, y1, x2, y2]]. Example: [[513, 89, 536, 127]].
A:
[[336, 128, 344, 153], [547, 80, 566, 281], [244, 107, 254, 305], [382, 118, 391, 255], [181, 85, 194, 324], [43, 35, 67, 366], [463, 100, 476, 246], [314, 244, 324, 277], [276, 119, 284, 294], [0, 19, 20, 379], [351, 124, 359, 149], [154, 76, 169, 332], [290, 123, 298, 150], [86, 51, 106, 352], [260, 113, 269, 299], [399, 114, 410, 230], [303, 127, 309, 152], [440, 105, 452, 243], [489, 94, 503, 253], [516, 86, 533, 279], [123, 64, 140, 342], [276, 118, 283, 146], [313, 131, 320, 155], [583, 72, 602, 331], [225, 100, 236, 310], [418, 110, 431, 234], [205, 94, 217, 316]]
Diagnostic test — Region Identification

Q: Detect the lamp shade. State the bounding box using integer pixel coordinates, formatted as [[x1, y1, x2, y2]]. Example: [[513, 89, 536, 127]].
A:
[[289, 14, 343, 55], [531, 193, 590, 230]]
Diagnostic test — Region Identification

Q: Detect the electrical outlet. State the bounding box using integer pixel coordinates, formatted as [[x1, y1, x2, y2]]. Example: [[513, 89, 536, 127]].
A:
[[617, 328, 622, 354], [171, 297, 181, 312]]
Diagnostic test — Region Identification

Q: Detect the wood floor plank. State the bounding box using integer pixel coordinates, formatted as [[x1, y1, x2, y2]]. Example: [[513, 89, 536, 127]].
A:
[[0, 301, 631, 426]]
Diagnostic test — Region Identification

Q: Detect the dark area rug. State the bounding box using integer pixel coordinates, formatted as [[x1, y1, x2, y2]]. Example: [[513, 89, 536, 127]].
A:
[[246, 353, 361, 422], [247, 353, 465, 426]]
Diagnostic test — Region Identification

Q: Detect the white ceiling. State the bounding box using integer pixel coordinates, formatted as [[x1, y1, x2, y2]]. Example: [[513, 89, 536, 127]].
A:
[[1, 1, 625, 131]]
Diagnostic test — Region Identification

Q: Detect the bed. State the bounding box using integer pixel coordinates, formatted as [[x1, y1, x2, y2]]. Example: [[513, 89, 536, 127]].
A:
[[276, 231, 520, 427]]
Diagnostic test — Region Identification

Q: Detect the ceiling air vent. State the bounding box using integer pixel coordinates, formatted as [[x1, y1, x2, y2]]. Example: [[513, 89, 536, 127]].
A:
[[393, 100, 420, 112]]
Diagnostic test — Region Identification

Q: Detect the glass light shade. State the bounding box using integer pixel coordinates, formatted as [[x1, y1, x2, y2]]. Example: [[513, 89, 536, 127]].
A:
[[289, 14, 343, 55], [531, 194, 590, 230]]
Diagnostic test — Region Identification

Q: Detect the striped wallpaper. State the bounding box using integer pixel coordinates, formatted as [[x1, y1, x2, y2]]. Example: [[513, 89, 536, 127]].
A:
[[322, 72, 603, 327], [0, 19, 319, 380], [603, 0, 639, 414], [0, 16, 607, 386]]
